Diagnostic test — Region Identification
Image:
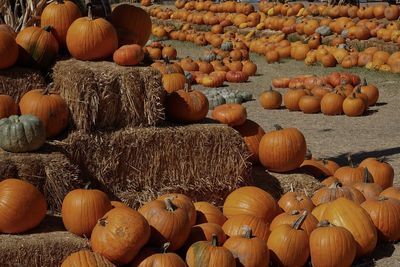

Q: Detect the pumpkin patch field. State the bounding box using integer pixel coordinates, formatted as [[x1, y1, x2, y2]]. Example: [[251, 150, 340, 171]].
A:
[[0, 0, 400, 266]]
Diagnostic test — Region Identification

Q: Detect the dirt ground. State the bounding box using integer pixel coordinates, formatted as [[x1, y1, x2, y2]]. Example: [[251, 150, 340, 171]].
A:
[[163, 39, 400, 266]]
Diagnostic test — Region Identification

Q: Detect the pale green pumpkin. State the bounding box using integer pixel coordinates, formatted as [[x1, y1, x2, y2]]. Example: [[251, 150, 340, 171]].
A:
[[0, 115, 46, 153]]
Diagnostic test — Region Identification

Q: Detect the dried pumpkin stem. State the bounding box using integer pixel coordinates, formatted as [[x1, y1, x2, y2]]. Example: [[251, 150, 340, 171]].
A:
[[83, 181, 91, 190], [363, 168, 373, 183], [292, 214, 307, 230], [42, 25, 53, 32], [98, 217, 107, 227], [273, 124, 283, 130], [347, 154, 354, 167], [290, 210, 300, 215], [378, 196, 388, 201], [329, 182, 342, 189], [43, 83, 53, 95], [87, 4, 93, 20], [164, 198, 176, 212], [56, 0, 65, 4], [211, 234, 218, 247], [363, 78, 367, 86], [162, 242, 171, 253], [242, 225, 252, 239], [317, 220, 331, 227]]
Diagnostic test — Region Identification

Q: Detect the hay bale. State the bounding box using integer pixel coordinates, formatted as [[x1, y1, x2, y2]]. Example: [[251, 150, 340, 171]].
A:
[[0, 67, 46, 100], [55, 124, 251, 207], [0, 215, 89, 267], [52, 59, 165, 132], [0, 147, 87, 212]]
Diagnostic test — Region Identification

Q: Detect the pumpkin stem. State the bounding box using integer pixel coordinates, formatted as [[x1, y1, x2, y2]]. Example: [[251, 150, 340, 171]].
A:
[[98, 217, 107, 227], [43, 25, 53, 32], [347, 153, 355, 167], [161, 242, 171, 253], [329, 182, 342, 189], [378, 156, 387, 163], [164, 198, 176, 212], [290, 183, 294, 192], [43, 83, 53, 95], [378, 196, 388, 201], [83, 182, 91, 190], [56, 0, 64, 3], [363, 168, 373, 183], [292, 213, 307, 230], [290, 210, 300, 215], [242, 225, 253, 239], [363, 78, 367, 86], [317, 220, 331, 227], [273, 124, 283, 130], [211, 234, 218, 247], [303, 188, 309, 197], [305, 149, 312, 160], [164, 57, 171, 64], [87, 3, 93, 20]]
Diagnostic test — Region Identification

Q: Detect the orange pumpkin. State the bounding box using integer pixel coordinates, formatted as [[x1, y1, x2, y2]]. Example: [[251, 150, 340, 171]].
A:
[[334, 155, 365, 186], [0, 31, 18, 70], [380, 187, 400, 201], [113, 44, 144, 66], [283, 89, 308, 111], [194, 201, 226, 226], [312, 182, 365, 205], [233, 119, 265, 163], [130, 243, 186, 267], [359, 157, 394, 190], [212, 103, 247, 126], [321, 91, 345, 115], [61, 250, 115, 267], [259, 86, 282, 109], [0, 94, 18, 119], [222, 214, 271, 242], [278, 190, 315, 213]]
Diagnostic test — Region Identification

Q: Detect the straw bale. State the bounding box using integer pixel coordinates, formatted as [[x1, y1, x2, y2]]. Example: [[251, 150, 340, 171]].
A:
[[0, 67, 46, 100], [52, 59, 165, 132], [0, 146, 87, 212], [0, 215, 89, 267], [55, 124, 252, 208]]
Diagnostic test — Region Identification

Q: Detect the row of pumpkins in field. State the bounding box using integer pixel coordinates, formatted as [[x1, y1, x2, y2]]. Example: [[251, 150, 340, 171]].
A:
[[260, 72, 380, 117], [0, 149, 398, 267], [0, 2, 152, 70]]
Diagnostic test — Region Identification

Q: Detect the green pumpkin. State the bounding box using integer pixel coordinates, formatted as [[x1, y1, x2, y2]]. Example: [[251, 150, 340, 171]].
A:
[[207, 94, 226, 110], [221, 41, 233, 51], [223, 92, 243, 104], [236, 91, 253, 102], [0, 115, 46, 153]]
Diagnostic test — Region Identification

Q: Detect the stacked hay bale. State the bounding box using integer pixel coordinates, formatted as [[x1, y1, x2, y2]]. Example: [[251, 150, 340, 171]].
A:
[[0, 67, 46, 99]]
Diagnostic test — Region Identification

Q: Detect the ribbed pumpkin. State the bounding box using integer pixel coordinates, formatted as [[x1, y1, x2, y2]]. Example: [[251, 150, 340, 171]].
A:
[[183, 223, 226, 250], [324, 198, 377, 257], [162, 72, 186, 93], [194, 202, 226, 226], [312, 182, 365, 205], [320, 91, 345, 115], [111, 4, 151, 47], [130, 243, 186, 267], [361, 197, 400, 241], [211, 103, 247, 126], [0, 95, 18, 119], [19, 85, 69, 138], [270, 210, 318, 236], [233, 119, 265, 163], [334, 155, 365, 186], [157, 193, 197, 227], [139, 198, 191, 251], [0, 179, 47, 234], [360, 79, 379, 106], [259, 125, 307, 172], [113, 44, 144, 66], [380, 187, 400, 201], [278, 190, 315, 212], [223, 226, 270, 267], [61, 185, 112, 237], [165, 80, 208, 123], [310, 220, 357, 267], [0, 24, 16, 37], [343, 93, 366, 117], [91, 207, 151, 265], [267, 214, 310, 267], [259, 86, 282, 109], [223, 186, 278, 223], [0, 31, 18, 70], [353, 168, 383, 200], [283, 89, 307, 111], [299, 94, 321, 114], [186, 235, 235, 267], [16, 26, 59, 69], [222, 215, 271, 242], [61, 250, 115, 267], [359, 157, 394, 189], [40, 0, 82, 48], [66, 6, 118, 60]]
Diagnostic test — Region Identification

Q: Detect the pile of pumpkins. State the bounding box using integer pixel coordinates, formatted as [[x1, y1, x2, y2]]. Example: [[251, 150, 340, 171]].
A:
[[0, 145, 398, 267], [0, 2, 152, 70], [259, 72, 379, 117]]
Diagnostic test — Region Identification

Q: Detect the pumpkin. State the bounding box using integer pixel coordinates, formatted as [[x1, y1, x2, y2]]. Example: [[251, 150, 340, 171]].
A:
[[226, 70, 248, 83], [385, 5, 399, 20], [361, 196, 400, 241], [343, 93, 366, 117], [0, 95, 18, 119], [290, 43, 310, 60], [259, 125, 307, 173], [61, 185, 112, 237], [283, 89, 308, 111], [186, 234, 235, 267], [299, 94, 321, 114], [139, 198, 191, 251], [19, 85, 69, 138], [211, 103, 247, 126], [320, 91, 345, 115], [321, 176, 340, 187], [179, 57, 199, 72], [388, 51, 400, 73], [360, 79, 379, 106], [165, 79, 208, 123], [265, 50, 280, 63], [162, 72, 186, 93], [380, 187, 400, 201], [222, 214, 270, 242], [194, 202, 226, 226], [334, 155, 365, 186], [130, 243, 186, 267], [0, 115, 46, 153], [111, 4, 151, 47], [319, 159, 341, 175], [40, 0, 81, 48], [272, 77, 290, 88], [184, 223, 226, 250], [353, 168, 383, 200], [91, 207, 151, 265], [310, 220, 357, 267], [259, 86, 282, 110], [0, 31, 18, 70], [223, 186, 278, 223], [359, 158, 394, 190], [267, 214, 309, 267], [324, 198, 377, 257], [223, 226, 270, 267], [111, 201, 127, 209], [0, 24, 16, 37], [157, 193, 196, 227], [113, 44, 144, 66], [66, 5, 117, 60], [300, 158, 333, 178], [270, 210, 318, 237], [242, 61, 257, 76], [278, 190, 315, 213], [0, 179, 47, 234], [16, 26, 59, 69], [312, 182, 365, 205], [61, 250, 115, 267], [232, 119, 265, 163]]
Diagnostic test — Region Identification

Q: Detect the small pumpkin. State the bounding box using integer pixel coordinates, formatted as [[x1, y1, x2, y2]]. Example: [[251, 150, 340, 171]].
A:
[[0, 179, 47, 234], [299, 94, 321, 114], [283, 89, 308, 111], [113, 44, 144, 66], [61, 250, 115, 267], [360, 79, 379, 106], [0, 95, 18, 119], [157, 193, 197, 227], [162, 72, 186, 93], [320, 90, 345, 115], [226, 70, 248, 83], [212, 103, 247, 126], [259, 86, 282, 109], [334, 155, 365, 186], [130, 243, 186, 267], [0, 115, 46, 153], [0, 31, 18, 70], [312, 182, 365, 206], [183, 223, 226, 250], [353, 168, 383, 200], [343, 93, 366, 117], [278, 189, 315, 213]]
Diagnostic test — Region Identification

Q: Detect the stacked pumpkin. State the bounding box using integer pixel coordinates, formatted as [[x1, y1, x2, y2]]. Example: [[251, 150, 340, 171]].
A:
[[259, 72, 379, 117]]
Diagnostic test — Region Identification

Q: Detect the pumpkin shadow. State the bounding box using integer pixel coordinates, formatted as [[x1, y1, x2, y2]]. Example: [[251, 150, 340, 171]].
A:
[[325, 147, 400, 166], [363, 109, 379, 116], [251, 165, 283, 199], [352, 241, 396, 267], [25, 214, 66, 234], [374, 102, 387, 107]]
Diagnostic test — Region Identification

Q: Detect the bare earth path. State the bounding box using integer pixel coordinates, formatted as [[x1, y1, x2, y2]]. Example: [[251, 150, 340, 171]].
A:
[[163, 40, 400, 266]]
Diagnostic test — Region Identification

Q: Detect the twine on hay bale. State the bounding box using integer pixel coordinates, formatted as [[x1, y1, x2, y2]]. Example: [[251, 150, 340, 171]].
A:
[[55, 124, 252, 208], [52, 59, 165, 132], [0, 215, 89, 267], [0, 147, 87, 213], [0, 67, 46, 100]]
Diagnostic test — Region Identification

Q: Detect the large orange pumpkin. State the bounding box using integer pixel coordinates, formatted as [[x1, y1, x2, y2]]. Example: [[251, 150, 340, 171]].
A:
[[19, 86, 69, 138], [359, 157, 394, 189], [222, 214, 271, 241], [0, 31, 18, 69], [40, 0, 82, 48], [157, 193, 197, 227], [61, 250, 115, 267], [111, 4, 152, 47], [259, 125, 307, 172], [66, 6, 118, 60], [0, 179, 47, 234], [194, 201, 226, 226], [270, 210, 318, 237], [211, 103, 247, 126], [233, 119, 265, 163]]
